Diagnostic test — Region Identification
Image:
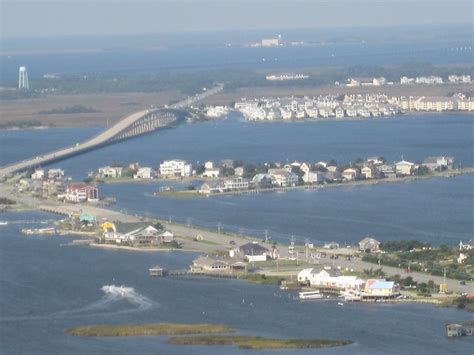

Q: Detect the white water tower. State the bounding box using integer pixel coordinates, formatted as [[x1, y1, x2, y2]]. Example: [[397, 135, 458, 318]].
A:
[[18, 66, 29, 90]]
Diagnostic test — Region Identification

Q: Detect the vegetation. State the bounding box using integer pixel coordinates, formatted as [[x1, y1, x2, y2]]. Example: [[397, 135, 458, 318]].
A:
[[238, 273, 284, 285], [362, 243, 473, 281], [38, 105, 100, 115], [65, 323, 234, 337], [0, 120, 44, 129], [167, 335, 353, 349], [0, 197, 16, 205], [381, 240, 431, 252]]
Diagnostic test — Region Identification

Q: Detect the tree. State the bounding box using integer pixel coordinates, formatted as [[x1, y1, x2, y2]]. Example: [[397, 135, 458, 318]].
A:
[[416, 166, 431, 176]]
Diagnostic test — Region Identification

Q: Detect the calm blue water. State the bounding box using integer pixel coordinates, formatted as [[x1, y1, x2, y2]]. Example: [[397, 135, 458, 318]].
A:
[[1, 113, 473, 179], [1, 34, 472, 81], [0, 211, 472, 354], [1, 113, 473, 246]]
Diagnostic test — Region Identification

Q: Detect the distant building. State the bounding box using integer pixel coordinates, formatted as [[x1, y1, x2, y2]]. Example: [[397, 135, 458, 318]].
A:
[[65, 183, 98, 202], [261, 38, 280, 47], [18, 66, 29, 90], [204, 161, 214, 170], [364, 279, 396, 297], [234, 166, 244, 177], [98, 166, 123, 178], [31, 169, 45, 180], [224, 177, 249, 190], [202, 168, 220, 178], [297, 267, 365, 290], [237, 242, 270, 262], [359, 237, 381, 253], [133, 167, 154, 179], [448, 75, 471, 84], [422, 156, 453, 171], [160, 160, 192, 177], [395, 160, 415, 176], [342, 168, 359, 181]]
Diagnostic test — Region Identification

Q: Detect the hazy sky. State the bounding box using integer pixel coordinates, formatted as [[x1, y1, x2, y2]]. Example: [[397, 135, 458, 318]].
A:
[[2, 0, 473, 38]]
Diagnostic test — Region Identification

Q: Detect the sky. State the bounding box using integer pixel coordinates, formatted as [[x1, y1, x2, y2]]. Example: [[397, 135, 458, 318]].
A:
[[1, 0, 473, 39]]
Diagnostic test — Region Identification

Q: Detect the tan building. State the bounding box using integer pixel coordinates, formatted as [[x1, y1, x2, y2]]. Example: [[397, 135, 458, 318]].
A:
[[395, 160, 414, 176]]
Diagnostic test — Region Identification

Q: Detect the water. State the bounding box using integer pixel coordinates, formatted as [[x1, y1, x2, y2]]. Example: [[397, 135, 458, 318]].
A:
[[0, 212, 472, 354], [1, 27, 473, 81], [1, 113, 473, 246], [1, 113, 473, 178]]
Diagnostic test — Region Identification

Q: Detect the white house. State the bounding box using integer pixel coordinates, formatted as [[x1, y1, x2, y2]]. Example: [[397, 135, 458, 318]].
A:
[[204, 161, 214, 170], [297, 267, 365, 290], [98, 166, 123, 178], [160, 160, 192, 177], [134, 167, 154, 179], [31, 169, 45, 180], [359, 237, 381, 252], [395, 160, 414, 176], [302, 171, 322, 184]]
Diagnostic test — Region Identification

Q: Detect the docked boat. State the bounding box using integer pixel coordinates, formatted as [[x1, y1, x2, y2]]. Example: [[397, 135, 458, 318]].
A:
[[0, 221, 8, 226], [21, 227, 56, 235], [299, 291, 323, 300]]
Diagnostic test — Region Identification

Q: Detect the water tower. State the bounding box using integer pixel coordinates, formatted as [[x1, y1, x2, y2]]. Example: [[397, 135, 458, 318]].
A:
[[18, 66, 29, 90]]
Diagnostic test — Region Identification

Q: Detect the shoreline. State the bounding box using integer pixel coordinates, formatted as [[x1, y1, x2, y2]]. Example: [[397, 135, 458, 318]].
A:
[[154, 167, 474, 198]]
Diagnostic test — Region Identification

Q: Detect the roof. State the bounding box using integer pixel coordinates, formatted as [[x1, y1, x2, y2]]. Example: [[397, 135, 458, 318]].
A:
[[396, 160, 414, 166], [368, 280, 394, 289], [360, 237, 380, 245], [68, 182, 96, 190], [193, 256, 229, 267], [239, 242, 269, 255]]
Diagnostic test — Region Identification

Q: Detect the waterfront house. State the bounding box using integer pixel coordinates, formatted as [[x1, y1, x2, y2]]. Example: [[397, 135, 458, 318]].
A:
[[204, 161, 214, 170], [364, 279, 396, 297], [65, 183, 98, 202], [299, 162, 311, 174], [224, 177, 249, 190], [395, 160, 415, 176], [158, 231, 174, 243], [133, 167, 154, 179], [160, 160, 192, 177], [422, 156, 454, 171], [342, 168, 359, 181], [198, 180, 225, 194], [379, 164, 396, 178], [237, 242, 270, 262], [252, 174, 274, 189], [446, 324, 464, 337], [361, 166, 379, 179], [359, 237, 381, 253], [297, 267, 365, 290], [302, 171, 322, 184], [98, 166, 123, 178], [269, 169, 298, 187], [191, 256, 247, 274]]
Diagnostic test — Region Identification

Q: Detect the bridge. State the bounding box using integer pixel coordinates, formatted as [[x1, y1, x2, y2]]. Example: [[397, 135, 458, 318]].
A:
[[0, 84, 223, 177]]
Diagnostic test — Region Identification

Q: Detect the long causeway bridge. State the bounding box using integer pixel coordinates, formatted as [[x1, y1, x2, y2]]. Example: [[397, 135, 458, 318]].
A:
[[0, 84, 223, 177]]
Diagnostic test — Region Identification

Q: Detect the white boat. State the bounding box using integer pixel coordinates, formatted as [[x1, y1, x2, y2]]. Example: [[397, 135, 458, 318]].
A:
[[299, 291, 323, 300], [0, 221, 8, 226]]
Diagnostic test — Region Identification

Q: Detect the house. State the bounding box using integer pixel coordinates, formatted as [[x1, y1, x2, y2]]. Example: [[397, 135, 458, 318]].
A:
[[269, 169, 298, 187], [237, 242, 270, 262], [47, 169, 65, 179], [422, 156, 454, 171], [364, 279, 396, 297], [202, 168, 220, 178], [204, 161, 214, 170], [79, 214, 96, 224], [65, 183, 98, 202], [224, 177, 249, 190], [395, 160, 415, 176], [133, 167, 154, 179], [359, 237, 381, 252], [190, 256, 247, 274], [361, 166, 377, 179], [302, 171, 322, 184], [297, 267, 365, 290], [367, 157, 384, 166], [198, 180, 225, 194], [342, 168, 359, 181], [98, 166, 123, 178], [379, 164, 396, 179], [31, 169, 45, 180], [158, 230, 174, 243], [234, 166, 244, 177], [323, 242, 340, 249], [159, 160, 192, 177], [299, 162, 311, 174], [103, 224, 161, 246], [252, 174, 274, 188]]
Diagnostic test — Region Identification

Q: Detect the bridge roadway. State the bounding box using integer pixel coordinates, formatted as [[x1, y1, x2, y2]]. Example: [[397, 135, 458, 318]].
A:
[[0, 84, 224, 177]]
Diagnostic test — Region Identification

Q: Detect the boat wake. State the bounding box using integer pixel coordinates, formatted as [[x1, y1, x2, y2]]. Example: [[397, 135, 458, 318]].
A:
[[1, 285, 158, 322]]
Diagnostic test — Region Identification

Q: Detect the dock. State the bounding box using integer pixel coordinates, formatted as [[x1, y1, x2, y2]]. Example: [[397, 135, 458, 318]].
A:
[[149, 265, 165, 277]]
